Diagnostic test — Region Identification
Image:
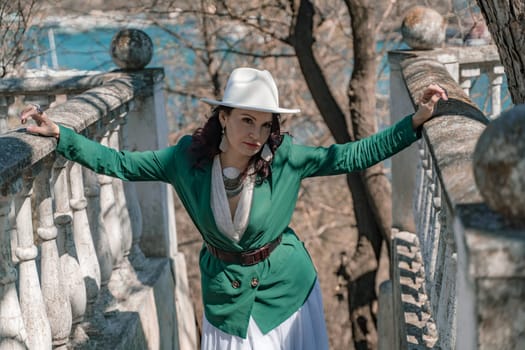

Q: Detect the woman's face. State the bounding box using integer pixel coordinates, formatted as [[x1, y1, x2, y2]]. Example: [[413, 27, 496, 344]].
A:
[[220, 108, 273, 161]]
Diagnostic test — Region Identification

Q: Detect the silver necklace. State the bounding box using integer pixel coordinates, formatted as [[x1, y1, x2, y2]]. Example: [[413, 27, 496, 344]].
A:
[[222, 167, 244, 198]]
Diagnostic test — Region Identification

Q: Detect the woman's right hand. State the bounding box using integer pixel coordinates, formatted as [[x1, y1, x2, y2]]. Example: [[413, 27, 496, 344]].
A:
[[20, 104, 60, 139]]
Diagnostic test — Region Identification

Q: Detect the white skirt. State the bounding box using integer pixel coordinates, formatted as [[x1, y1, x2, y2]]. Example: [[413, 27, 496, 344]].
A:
[[201, 279, 329, 350]]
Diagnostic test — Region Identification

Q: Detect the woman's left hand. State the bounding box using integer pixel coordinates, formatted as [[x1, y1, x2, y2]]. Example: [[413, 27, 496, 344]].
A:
[[20, 104, 60, 139], [412, 83, 448, 129]]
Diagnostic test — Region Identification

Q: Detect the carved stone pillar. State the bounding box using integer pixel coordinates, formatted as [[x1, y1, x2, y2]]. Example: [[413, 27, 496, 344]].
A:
[[52, 157, 86, 335], [69, 162, 101, 317], [35, 157, 72, 348], [118, 114, 146, 268], [459, 66, 480, 97], [488, 65, 505, 119], [108, 123, 132, 262], [126, 74, 178, 258], [15, 174, 52, 349], [83, 167, 113, 287], [82, 167, 110, 331], [98, 130, 123, 269], [0, 194, 28, 349]]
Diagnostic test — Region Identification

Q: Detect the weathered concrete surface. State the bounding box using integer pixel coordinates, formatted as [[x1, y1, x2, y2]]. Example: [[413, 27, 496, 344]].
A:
[[477, 278, 525, 350], [424, 115, 487, 207], [455, 204, 525, 350], [76, 258, 177, 350]]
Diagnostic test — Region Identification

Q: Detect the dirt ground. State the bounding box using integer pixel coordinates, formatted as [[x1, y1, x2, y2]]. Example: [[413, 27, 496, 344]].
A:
[[174, 173, 383, 349]]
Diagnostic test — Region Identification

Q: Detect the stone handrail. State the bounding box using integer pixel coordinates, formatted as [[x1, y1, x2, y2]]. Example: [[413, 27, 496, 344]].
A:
[[385, 45, 524, 350], [0, 67, 196, 349]]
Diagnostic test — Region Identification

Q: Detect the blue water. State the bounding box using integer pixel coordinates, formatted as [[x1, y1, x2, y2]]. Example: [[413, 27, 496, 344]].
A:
[[28, 24, 200, 129], [29, 26, 180, 71]]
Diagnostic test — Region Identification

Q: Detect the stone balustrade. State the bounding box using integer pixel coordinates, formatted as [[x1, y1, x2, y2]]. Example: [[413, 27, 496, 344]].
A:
[[385, 44, 524, 350], [0, 67, 196, 349]]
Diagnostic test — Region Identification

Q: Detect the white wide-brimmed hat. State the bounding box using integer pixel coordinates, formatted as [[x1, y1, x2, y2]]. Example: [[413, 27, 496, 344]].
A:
[[201, 67, 300, 114]]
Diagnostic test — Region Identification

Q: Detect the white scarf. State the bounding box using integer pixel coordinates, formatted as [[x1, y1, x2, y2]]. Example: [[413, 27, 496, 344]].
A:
[[211, 155, 255, 242]]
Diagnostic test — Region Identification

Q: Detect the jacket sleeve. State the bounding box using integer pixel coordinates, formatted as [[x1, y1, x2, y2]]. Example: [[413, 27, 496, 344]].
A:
[[56, 125, 180, 182], [290, 114, 420, 178]]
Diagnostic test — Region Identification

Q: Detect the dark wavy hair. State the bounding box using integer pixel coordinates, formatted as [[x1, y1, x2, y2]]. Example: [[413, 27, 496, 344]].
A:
[[189, 106, 283, 183]]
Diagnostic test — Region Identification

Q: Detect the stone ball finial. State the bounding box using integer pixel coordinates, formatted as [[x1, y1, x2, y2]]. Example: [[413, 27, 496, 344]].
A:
[[401, 6, 446, 50], [473, 105, 525, 222], [110, 29, 153, 70]]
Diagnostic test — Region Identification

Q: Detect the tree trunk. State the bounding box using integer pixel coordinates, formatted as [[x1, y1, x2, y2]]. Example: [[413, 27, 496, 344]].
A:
[[477, 0, 525, 103], [344, 0, 392, 250], [345, 1, 391, 349], [291, 1, 392, 348]]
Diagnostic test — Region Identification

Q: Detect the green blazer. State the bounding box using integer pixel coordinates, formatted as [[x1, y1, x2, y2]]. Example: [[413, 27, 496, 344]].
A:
[[56, 114, 420, 338]]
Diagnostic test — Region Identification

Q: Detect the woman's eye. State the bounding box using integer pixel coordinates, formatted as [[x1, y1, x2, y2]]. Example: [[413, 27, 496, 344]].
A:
[[243, 118, 253, 124], [263, 123, 272, 129]]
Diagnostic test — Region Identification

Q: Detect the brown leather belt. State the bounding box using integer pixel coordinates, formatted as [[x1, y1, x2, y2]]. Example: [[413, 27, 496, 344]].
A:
[[205, 235, 282, 266]]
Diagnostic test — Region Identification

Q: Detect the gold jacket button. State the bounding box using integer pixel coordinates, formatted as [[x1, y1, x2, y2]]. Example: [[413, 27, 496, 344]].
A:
[[231, 280, 241, 289], [251, 277, 259, 288]]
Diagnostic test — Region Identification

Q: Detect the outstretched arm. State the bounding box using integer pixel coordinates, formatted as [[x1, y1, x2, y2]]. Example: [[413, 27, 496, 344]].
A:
[[19, 104, 175, 183], [291, 83, 449, 178]]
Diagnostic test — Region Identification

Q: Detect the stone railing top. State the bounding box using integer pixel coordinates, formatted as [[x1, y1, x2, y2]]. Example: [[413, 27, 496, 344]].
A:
[[0, 68, 164, 96], [455, 44, 501, 65], [0, 68, 164, 195], [389, 45, 502, 68], [398, 55, 489, 212]]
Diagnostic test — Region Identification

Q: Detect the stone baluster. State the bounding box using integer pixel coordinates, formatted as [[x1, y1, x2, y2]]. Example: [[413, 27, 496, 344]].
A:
[[0, 193, 28, 349], [0, 96, 14, 134], [34, 157, 72, 349], [118, 113, 146, 268], [488, 65, 505, 119], [108, 121, 133, 263], [429, 179, 442, 283], [427, 175, 441, 285], [415, 145, 427, 236], [6, 191, 19, 267], [421, 147, 434, 261], [436, 246, 457, 349], [429, 180, 445, 315], [423, 177, 435, 271], [69, 162, 101, 318], [422, 153, 446, 309], [83, 167, 113, 288], [459, 66, 480, 96], [415, 145, 426, 220], [52, 157, 87, 340], [14, 173, 52, 349], [81, 166, 110, 331], [98, 129, 123, 269]]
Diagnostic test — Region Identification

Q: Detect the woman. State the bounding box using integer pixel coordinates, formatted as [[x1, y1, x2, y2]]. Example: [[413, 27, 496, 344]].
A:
[[21, 67, 447, 349]]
